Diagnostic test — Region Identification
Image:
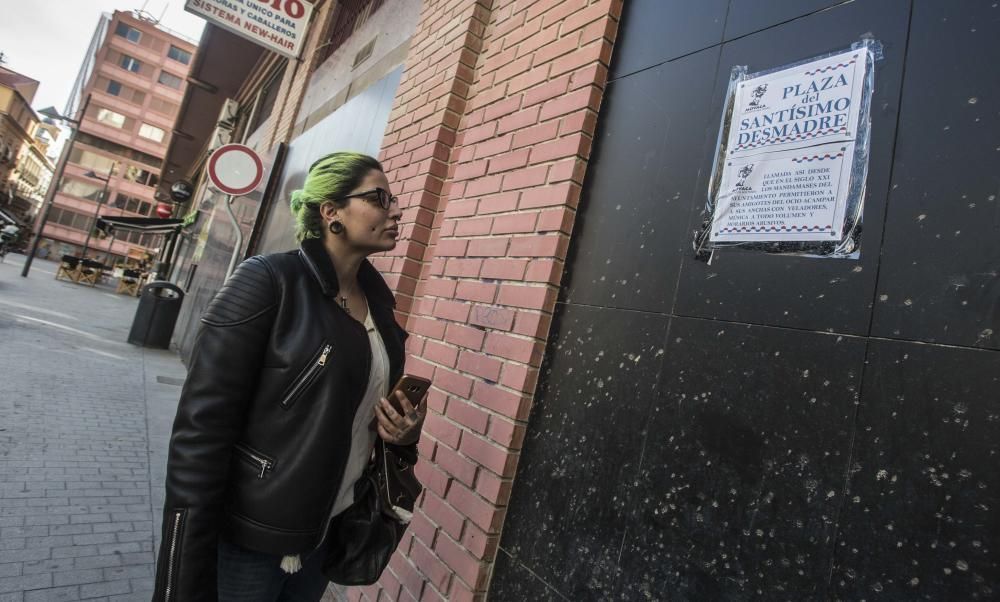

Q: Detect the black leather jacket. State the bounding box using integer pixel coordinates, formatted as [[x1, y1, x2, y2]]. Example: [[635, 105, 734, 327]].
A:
[[152, 239, 413, 601]]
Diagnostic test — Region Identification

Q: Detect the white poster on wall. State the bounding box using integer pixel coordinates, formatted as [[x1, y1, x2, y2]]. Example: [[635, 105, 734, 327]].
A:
[[711, 48, 868, 242], [185, 0, 313, 59], [711, 142, 855, 242]]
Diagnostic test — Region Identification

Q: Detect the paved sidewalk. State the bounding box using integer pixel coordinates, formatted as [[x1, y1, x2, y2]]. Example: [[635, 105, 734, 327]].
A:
[[0, 255, 187, 601], [0, 255, 346, 602]]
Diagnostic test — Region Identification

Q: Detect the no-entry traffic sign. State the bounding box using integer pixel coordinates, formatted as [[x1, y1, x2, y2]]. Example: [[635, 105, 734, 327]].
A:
[[208, 144, 264, 196]]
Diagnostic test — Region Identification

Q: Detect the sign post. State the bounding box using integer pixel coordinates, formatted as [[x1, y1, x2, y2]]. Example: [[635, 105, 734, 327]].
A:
[[207, 144, 265, 277]]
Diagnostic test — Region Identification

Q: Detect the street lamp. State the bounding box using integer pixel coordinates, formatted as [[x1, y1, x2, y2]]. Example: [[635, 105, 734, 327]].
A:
[[21, 94, 91, 277], [80, 162, 117, 261]]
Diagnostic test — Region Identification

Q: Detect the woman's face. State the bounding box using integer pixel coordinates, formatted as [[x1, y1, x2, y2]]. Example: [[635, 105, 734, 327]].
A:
[[325, 169, 402, 254]]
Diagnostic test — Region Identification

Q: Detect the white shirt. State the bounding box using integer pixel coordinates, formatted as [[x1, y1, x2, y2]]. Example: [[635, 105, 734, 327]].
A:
[[328, 303, 390, 518]]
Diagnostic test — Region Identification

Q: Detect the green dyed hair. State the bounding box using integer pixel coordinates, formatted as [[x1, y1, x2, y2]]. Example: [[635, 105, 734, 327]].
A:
[[288, 151, 384, 242]]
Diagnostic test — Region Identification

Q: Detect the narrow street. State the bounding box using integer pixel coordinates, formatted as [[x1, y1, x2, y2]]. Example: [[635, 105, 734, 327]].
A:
[[0, 254, 185, 601], [0, 255, 346, 601]]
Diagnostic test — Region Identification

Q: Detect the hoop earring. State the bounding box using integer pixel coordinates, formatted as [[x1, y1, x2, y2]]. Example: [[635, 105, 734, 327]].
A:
[[328, 221, 345, 235]]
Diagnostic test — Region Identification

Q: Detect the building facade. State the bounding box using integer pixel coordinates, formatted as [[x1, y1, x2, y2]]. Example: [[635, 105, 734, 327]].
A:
[[37, 10, 196, 264], [0, 67, 54, 230], [160, 1, 999, 600]]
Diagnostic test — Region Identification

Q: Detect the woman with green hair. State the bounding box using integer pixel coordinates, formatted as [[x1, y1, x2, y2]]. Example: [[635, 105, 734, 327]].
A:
[[153, 151, 426, 601]]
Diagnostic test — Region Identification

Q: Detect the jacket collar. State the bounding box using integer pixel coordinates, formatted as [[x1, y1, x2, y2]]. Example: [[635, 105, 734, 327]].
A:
[[298, 237, 396, 308]]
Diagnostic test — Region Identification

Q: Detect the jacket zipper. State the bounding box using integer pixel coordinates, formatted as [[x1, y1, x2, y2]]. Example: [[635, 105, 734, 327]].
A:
[[316, 327, 374, 551], [164, 509, 184, 602], [234, 443, 274, 479], [279, 343, 332, 408]]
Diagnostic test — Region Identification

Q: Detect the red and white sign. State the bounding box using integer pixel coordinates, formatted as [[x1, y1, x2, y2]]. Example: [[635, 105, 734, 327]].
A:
[[185, 0, 314, 59], [208, 144, 264, 196]]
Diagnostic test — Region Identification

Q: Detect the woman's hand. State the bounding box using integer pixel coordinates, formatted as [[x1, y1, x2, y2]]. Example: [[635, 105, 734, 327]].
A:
[[375, 389, 427, 445]]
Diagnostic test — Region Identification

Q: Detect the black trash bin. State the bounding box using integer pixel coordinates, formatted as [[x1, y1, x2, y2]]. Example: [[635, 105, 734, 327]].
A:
[[128, 281, 184, 348]]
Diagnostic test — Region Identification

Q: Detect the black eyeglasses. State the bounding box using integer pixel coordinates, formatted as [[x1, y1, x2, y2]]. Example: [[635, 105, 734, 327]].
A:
[[332, 187, 398, 211]]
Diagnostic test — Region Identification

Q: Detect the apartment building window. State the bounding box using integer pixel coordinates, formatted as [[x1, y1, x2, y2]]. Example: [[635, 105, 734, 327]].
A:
[[115, 22, 142, 43], [20, 160, 41, 186], [96, 108, 129, 129], [149, 97, 178, 116], [123, 164, 159, 188], [119, 54, 142, 73], [50, 207, 93, 232], [114, 193, 153, 215], [138, 123, 166, 143], [157, 71, 183, 89], [68, 148, 118, 174], [59, 179, 105, 202], [101, 77, 146, 104], [76, 133, 161, 168], [168, 45, 192, 65]]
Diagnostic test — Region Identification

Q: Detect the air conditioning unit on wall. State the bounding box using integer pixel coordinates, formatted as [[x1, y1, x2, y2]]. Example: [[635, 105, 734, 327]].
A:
[[209, 98, 240, 151]]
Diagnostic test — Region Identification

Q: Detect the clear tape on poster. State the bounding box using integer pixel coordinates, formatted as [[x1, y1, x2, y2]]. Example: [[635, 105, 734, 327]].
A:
[[693, 38, 884, 262]]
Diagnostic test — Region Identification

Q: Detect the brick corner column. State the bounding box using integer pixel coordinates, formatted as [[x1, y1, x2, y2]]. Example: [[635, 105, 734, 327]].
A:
[[369, 1, 623, 600]]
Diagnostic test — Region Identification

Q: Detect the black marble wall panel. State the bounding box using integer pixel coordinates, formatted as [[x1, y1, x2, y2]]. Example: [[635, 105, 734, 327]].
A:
[[615, 318, 866, 600], [492, 1, 1000, 599], [496, 303, 670, 601], [490, 550, 565, 602], [609, 0, 728, 81], [673, 0, 910, 335], [723, 0, 852, 41], [832, 339, 1000, 600], [870, 1, 1000, 350], [560, 47, 719, 314]]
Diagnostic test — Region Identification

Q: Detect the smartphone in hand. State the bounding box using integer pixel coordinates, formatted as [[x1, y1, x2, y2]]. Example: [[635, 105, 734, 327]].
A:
[[387, 375, 431, 414]]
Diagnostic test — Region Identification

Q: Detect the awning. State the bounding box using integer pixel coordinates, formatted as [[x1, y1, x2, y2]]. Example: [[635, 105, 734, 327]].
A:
[[0, 207, 28, 227], [159, 24, 265, 195], [97, 216, 184, 235]]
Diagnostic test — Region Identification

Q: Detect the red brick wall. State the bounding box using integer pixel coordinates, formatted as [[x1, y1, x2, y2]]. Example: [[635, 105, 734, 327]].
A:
[[367, 1, 622, 600]]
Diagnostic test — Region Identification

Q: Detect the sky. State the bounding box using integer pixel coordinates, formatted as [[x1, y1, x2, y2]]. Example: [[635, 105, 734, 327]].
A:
[[0, 1, 205, 115]]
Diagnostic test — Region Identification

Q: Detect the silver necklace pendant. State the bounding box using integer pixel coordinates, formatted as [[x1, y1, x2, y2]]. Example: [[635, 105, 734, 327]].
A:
[[338, 296, 350, 315]]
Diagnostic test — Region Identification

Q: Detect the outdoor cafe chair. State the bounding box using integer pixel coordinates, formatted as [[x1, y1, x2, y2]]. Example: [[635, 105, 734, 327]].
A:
[[116, 268, 142, 296], [76, 259, 104, 287], [55, 255, 81, 282]]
